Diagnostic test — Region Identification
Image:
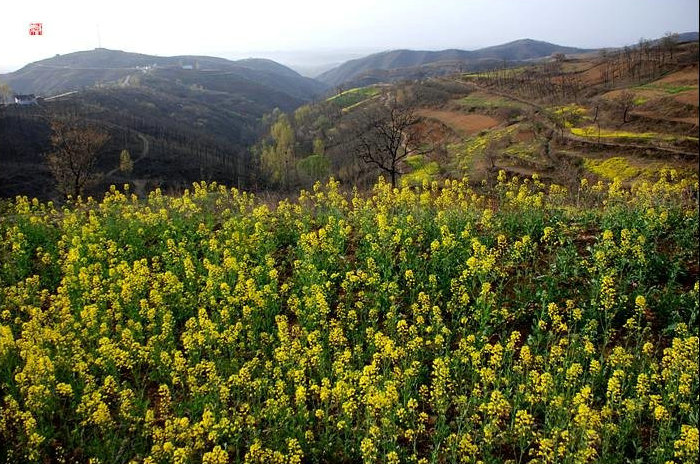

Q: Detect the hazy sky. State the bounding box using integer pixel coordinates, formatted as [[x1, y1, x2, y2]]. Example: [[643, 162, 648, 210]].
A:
[[2, 0, 698, 72]]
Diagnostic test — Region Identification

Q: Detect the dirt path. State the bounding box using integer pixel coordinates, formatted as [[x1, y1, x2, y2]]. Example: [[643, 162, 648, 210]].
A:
[[43, 91, 78, 101]]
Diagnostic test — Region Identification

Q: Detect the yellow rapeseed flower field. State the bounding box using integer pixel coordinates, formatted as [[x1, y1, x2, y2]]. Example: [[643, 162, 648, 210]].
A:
[[0, 173, 698, 463]]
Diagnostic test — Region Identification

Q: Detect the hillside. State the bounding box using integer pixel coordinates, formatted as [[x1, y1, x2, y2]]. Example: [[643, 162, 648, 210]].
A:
[[0, 49, 330, 199], [0, 79, 297, 199], [473, 38, 591, 61], [255, 38, 698, 192], [1, 35, 697, 200], [0, 48, 326, 99], [317, 39, 592, 87], [0, 32, 699, 463]]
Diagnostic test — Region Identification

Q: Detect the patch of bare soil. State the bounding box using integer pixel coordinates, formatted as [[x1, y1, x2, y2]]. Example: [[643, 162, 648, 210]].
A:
[[656, 65, 699, 85], [416, 109, 499, 135], [674, 89, 698, 106], [601, 88, 664, 101], [515, 130, 535, 142], [634, 111, 699, 127]]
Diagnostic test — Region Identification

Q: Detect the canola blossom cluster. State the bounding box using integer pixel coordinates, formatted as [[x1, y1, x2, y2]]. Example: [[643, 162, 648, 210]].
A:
[[0, 173, 698, 463]]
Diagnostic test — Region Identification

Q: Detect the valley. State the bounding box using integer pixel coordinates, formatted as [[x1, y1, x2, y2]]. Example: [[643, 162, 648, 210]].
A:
[[2, 34, 697, 200], [0, 9, 698, 463]]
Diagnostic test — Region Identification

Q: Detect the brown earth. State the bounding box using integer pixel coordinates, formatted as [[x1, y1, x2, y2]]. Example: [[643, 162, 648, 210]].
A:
[[601, 87, 698, 116], [674, 90, 699, 106], [560, 60, 596, 73], [417, 109, 499, 135], [515, 130, 535, 142], [600, 88, 662, 100], [634, 110, 699, 126], [655, 65, 699, 85], [598, 67, 698, 107], [578, 62, 611, 85]]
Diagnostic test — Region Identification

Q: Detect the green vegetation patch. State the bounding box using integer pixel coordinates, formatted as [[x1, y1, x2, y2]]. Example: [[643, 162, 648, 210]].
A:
[[402, 155, 440, 186], [297, 154, 330, 181], [457, 93, 523, 110], [582, 157, 695, 183], [458, 126, 518, 173], [503, 141, 542, 165], [573, 127, 698, 144], [637, 82, 697, 95], [326, 86, 382, 109], [462, 66, 528, 79]]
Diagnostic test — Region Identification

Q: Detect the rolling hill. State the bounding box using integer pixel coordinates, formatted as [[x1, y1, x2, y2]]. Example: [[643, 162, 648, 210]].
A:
[[254, 36, 698, 192], [316, 39, 593, 87], [0, 49, 329, 199], [0, 48, 326, 99], [1, 33, 696, 200]]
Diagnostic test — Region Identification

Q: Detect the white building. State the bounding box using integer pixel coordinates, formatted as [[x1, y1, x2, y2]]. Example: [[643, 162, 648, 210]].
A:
[[14, 94, 37, 105]]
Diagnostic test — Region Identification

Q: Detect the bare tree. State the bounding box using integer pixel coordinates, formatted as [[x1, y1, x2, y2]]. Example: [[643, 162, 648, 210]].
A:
[[613, 90, 635, 124], [661, 32, 679, 60], [348, 99, 426, 187], [46, 117, 110, 198]]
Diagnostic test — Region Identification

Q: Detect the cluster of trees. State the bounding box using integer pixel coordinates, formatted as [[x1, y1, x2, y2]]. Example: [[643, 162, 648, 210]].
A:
[[253, 104, 339, 190], [253, 90, 434, 190], [598, 33, 684, 88], [3, 100, 257, 199], [473, 63, 585, 103], [42, 114, 235, 199], [42, 78, 468, 197], [48, 91, 260, 190], [472, 33, 689, 105]]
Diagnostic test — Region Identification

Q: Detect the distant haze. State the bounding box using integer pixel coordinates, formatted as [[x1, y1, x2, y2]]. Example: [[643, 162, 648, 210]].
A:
[[2, 0, 698, 72], [220, 49, 384, 78]]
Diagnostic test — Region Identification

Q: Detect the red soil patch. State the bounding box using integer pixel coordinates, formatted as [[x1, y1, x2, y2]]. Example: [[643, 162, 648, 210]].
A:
[[417, 109, 499, 135], [656, 65, 699, 85], [674, 90, 699, 106], [515, 130, 535, 142], [602, 86, 697, 109], [578, 62, 611, 85], [635, 111, 699, 126], [601, 88, 662, 101], [561, 60, 595, 73]]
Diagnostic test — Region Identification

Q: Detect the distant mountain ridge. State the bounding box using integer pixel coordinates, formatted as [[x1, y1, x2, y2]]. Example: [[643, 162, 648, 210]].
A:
[[0, 48, 326, 99], [0, 48, 328, 199], [316, 39, 595, 87], [671, 32, 699, 43]]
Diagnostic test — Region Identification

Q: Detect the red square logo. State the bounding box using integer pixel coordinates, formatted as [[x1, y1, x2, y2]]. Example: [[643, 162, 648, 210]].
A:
[[29, 23, 43, 36]]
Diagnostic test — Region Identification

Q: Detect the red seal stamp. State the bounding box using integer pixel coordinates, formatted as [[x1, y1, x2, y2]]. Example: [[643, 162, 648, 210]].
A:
[[29, 23, 43, 36]]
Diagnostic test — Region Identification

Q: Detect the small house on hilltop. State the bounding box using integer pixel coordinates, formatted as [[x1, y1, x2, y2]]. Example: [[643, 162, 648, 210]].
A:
[[14, 94, 37, 105]]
